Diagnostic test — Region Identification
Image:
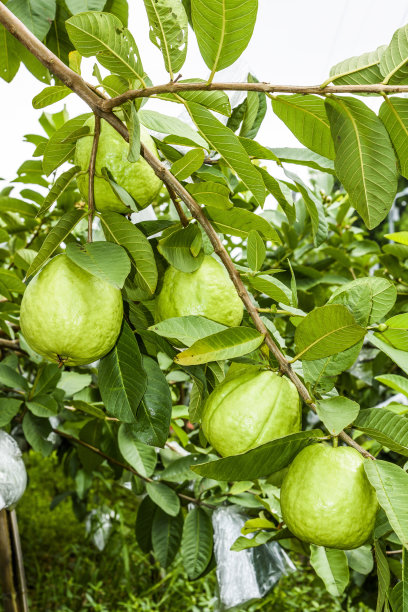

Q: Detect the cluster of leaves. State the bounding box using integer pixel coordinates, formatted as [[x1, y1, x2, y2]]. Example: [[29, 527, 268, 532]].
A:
[[3, 0, 408, 609]]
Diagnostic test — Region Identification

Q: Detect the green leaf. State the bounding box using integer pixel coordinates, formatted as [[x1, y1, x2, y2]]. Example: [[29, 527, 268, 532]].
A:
[[158, 225, 204, 273], [27, 395, 59, 417], [370, 333, 408, 376], [192, 430, 324, 480], [325, 96, 398, 230], [316, 396, 360, 436], [379, 97, 408, 180], [191, 0, 257, 78], [66, 0, 107, 14], [101, 212, 158, 295], [32, 85, 72, 109], [207, 206, 279, 242], [160, 78, 231, 116], [272, 95, 335, 159], [385, 231, 408, 246], [328, 277, 396, 326], [66, 12, 144, 82], [380, 25, 408, 84], [98, 322, 147, 423], [381, 314, 408, 351], [186, 181, 231, 209], [123, 102, 140, 163], [256, 168, 295, 223], [22, 412, 53, 456], [152, 508, 183, 568], [118, 423, 157, 477], [0, 365, 28, 391], [57, 371, 91, 397], [248, 274, 292, 306], [272, 146, 335, 173], [135, 496, 155, 553], [355, 408, 408, 456], [0, 398, 22, 427], [0, 196, 38, 217], [284, 169, 328, 247], [328, 46, 386, 86], [0, 25, 20, 83], [310, 546, 349, 597], [143, 0, 188, 75], [345, 545, 374, 576], [294, 304, 366, 361], [38, 166, 81, 217], [375, 541, 391, 612], [174, 327, 264, 365], [365, 460, 408, 549], [26, 209, 87, 278], [8, 0, 56, 39], [150, 316, 226, 347], [188, 102, 265, 207], [181, 507, 213, 579], [376, 374, 408, 398], [247, 230, 265, 272], [146, 481, 180, 517], [43, 113, 90, 175], [66, 241, 131, 289], [0, 270, 26, 294], [171, 149, 205, 180], [139, 109, 207, 149], [130, 356, 172, 447]]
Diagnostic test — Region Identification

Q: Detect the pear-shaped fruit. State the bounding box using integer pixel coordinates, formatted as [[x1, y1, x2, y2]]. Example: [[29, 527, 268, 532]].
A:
[[155, 255, 243, 327], [20, 255, 123, 366], [74, 117, 162, 213], [280, 444, 378, 549], [201, 368, 301, 456]]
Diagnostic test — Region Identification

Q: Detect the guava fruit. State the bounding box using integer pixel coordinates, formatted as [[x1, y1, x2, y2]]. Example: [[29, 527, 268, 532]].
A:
[[20, 254, 123, 366], [201, 368, 301, 456], [74, 117, 162, 213], [280, 444, 378, 550], [155, 255, 243, 327]]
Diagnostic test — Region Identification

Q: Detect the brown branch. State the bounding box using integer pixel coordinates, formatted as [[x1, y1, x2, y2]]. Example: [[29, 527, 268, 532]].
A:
[[53, 429, 215, 509], [166, 184, 189, 227], [0, 339, 20, 350], [101, 81, 408, 111], [0, 2, 374, 460], [87, 114, 101, 242]]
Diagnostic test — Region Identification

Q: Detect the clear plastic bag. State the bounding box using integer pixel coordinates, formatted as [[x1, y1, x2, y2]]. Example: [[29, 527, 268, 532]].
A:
[[0, 430, 27, 510], [212, 506, 295, 610], [85, 506, 117, 551]]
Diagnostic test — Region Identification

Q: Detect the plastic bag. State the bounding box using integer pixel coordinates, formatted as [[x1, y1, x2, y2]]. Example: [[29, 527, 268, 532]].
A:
[[212, 506, 295, 610], [85, 506, 117, 551], [0, 430, 27, 510]]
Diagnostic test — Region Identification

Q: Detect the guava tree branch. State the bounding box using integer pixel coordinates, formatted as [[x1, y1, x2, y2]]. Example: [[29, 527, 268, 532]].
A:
[[53, 429, 216, 508], [0, 1, 374, 460], [87, 114, 101, 242], [101, 81, 408, 110]]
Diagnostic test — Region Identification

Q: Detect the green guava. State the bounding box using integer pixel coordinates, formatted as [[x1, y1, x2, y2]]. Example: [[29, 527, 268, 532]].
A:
[[280, 444, 378, 550], [155, 255, 243, 327], [201, 369, 301, 457], [74, 117, 162, 213], [20, 254, 123, 366]]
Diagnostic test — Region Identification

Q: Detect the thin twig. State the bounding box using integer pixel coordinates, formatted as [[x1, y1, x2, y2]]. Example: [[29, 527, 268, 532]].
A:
[[0, 2, 374, 461], [166, 184, 189, 227], [0, 339, 21, 350], [53, 429, 215, 509], [87, 114, 100, 242], [100, 81, 408, 111], [386, 549, 402, 555]]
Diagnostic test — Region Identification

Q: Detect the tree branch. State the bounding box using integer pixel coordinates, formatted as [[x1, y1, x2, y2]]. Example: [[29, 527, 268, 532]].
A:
[[87, 114, 101, 242], [166, 184, 189, 227], [100, 81, 408, 111], [0, 1, 374, 460], [53, 429, 215, 508]]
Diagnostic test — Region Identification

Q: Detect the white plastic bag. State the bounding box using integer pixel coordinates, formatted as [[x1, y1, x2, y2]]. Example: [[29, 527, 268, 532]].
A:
[[0, 430, 27, 510], [212, 506, 295, 610]]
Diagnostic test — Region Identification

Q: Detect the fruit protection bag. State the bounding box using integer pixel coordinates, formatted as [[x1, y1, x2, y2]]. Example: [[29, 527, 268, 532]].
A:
[[0, 430, 27, 510], [212, 505, 295, 610]]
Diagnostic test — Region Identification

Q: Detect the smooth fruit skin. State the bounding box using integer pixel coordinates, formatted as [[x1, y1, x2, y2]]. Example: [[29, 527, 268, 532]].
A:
[[20, 255, 123, 366], [75, 117, 162, 213], [280, 444, 378, 550], [155, 255, 243, 327], [201, 369, 301, 457]]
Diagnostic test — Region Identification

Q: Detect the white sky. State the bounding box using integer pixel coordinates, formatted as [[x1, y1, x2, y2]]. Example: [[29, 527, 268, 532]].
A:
[[1, 0, 408, 182]]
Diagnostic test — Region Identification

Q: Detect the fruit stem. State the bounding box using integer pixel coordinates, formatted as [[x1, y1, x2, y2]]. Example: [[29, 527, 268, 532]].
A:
[[87, 114, 101, 243], [332, 436, 339, 448]]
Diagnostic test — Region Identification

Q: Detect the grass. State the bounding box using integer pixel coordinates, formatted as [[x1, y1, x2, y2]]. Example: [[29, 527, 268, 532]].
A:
[[1, 452, 376, 611]]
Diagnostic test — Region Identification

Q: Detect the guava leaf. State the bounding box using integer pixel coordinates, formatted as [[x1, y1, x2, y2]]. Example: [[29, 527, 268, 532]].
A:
[[354, 408, 408, 456], [42, 114, 90, 175], [32, 85, 72, 110], [185, 182, 232, 209], [7, 0, 56, 40], [157, 224, 204, 273], [139, 109, 208, 149], [381, 313, 408, 351], [310, 546, 349, 597], [192, 430, 324, 481], [328, 277, 396, 327], [143, 0, 188, 75], [181, 507, 213, 579], [150, 316, 226, 347], [171, 149, 205, 180], [247, 230, 266, 272], [369, 333, 408, 376], [375, 374, 408, 398], [284, 169, 328, 247], [269, 147, 335, 174], [375, 541, 391, 612], [207, 206, 279, 242], [118, 424, 157, 477], [316, 397, 360, 436], [248, 274, 292, 306], [0, 399, 22, 427], [152, 509, 183, 568], [379, 97, 408, 180], [146, 481, 180, 517], [37, 166, 81, 217], [380, 24, 408, 84], [66, 241, 131, 289], [328, 46, 386, 86]]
